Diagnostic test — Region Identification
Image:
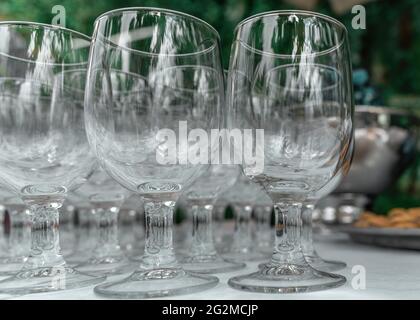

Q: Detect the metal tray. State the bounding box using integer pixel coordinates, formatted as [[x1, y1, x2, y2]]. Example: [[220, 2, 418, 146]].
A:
[[340, 226, 420, 250]]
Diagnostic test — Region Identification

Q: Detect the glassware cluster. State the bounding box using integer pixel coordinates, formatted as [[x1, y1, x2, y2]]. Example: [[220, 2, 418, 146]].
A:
[[0, 7, 354, 298]]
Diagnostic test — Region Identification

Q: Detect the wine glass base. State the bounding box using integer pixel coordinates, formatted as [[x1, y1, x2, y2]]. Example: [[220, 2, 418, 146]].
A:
[[0, 266, 106, 294], [75, 257, 136, 276], [258, 257, 346, 272], [181, 254, 246, 274], [229, 263, 346, 293], [94, 268, 219, 299], [0, 256, 27, 276], [305, 254, 347, 272]]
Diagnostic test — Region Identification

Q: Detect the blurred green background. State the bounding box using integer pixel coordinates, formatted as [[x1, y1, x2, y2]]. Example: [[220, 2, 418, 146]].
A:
[[1, 0, 419, 213], [1, 0, 420, 107]]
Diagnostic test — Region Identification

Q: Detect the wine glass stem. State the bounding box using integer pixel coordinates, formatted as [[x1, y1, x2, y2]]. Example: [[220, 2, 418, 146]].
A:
[[232, 204, 253, 251], [92, 207, 121, 258], [301, 202, 316, 255], [254, 206, 272, 246], [271, 203, 306, 266], [212, 205, 225, 244], [190, 204, 216, 256], [24, 204, 65, 270], [142, 200, 177, 269]]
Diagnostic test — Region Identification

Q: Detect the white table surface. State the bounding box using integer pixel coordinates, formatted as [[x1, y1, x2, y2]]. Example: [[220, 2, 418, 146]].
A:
[[4, 232, 420, 300]]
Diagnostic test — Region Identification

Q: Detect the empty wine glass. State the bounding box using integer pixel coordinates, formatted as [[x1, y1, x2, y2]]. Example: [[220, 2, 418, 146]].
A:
[[221, 176, 271, 262], [119, 194, 145, 258], [179, 164, 245, 273], [252, 191, 273, 255], [212, 198, 234, 249], [72, 166, 135, 275], [0, 22, 105, 294], [85, 8, 224, 298], [226, 11, 354, 293], [64, 200, 96, 265], [59, 200, 77, 258]]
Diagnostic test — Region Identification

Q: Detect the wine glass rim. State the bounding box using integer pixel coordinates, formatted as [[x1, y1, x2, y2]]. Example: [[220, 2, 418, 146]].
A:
[[93, 7, 220, 58], [265, 63, 341, 92], [234, 10, 347, 58], [235, 10, 346, 33], [0, 21, 91, 66], [95, 7, 220, 39]]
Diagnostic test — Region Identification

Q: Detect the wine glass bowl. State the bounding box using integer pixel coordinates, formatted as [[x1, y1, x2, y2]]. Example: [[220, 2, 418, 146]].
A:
[[245, 62, 351, 201], [0, 77, 91, 198], [70, 166, 135, 275]]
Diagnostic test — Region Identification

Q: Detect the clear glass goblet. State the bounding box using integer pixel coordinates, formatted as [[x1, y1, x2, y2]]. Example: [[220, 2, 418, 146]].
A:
[[85, 8, 224, 298], [73, 166, 135, 276], [59, 200, 77, 258], [0, 23, 105, 294], [252, 193, 273, 256], [179, 164, 246, 273], [220, 176, 271, 262], [119, 194, 145, 258], [64, 200, 96, 265], [226, 11, 354, 293]]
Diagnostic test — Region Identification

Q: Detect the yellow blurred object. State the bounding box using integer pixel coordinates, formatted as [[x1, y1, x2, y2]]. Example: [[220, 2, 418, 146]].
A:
[[355, 207, 420, 228]]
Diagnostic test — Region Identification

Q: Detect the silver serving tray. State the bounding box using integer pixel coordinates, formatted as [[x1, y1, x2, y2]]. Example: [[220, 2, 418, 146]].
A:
[[340, 226, 420, 250]]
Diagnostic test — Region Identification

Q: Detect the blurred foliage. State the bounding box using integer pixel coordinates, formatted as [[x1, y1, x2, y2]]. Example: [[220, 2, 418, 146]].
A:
[[2, 0, 420, 102]]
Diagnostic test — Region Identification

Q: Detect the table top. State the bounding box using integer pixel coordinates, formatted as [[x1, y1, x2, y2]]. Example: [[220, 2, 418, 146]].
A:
[[4, 232, 420, 300]]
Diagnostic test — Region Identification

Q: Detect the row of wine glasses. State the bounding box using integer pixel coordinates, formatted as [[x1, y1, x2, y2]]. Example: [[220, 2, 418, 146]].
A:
[[0, 7, 353, 298], [0, 178, 349, 295], [0, 175, 348, 277], [0, 175, 347, 269]]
